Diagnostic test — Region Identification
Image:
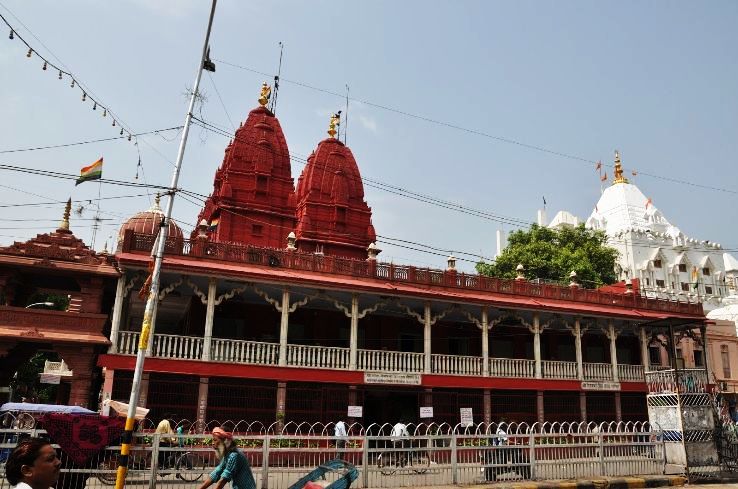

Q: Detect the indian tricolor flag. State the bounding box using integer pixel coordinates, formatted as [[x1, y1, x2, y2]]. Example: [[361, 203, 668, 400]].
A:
[[76, 157, 103, 186]]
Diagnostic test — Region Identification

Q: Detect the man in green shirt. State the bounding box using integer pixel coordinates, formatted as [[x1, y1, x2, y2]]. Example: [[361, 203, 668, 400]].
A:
[[198, 427, 256, 489]]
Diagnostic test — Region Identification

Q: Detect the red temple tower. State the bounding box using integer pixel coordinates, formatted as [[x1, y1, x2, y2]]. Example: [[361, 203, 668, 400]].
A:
[[196, 86, 296, 248], [294, 113, 376, 259]]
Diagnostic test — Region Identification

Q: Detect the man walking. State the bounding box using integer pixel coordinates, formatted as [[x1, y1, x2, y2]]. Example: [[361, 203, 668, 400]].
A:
[[334, 418, 348, 459], [198, 427, 256, 489]]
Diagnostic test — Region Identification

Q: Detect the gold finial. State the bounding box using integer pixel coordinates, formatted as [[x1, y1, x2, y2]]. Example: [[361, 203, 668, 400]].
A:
[[612, 150, 629, 185], [258, 82, 272, 107], [328, 112, 340, 138], [59, 198, 71, 231]]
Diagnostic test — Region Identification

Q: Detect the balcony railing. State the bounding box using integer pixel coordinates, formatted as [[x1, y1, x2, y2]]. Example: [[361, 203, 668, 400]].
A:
[[211, 338, 278, 365], [618, 364, 645, 382], [113, 333, 647, 383], [583, 362, 613, 381], [645, 368, 708, 394], [357, 349, 424, 373], [286, 344, 349, 370], [121, 231, 704, 316], [489, 358, 535, 378], [542, 360, 578, 379], [432, 353, 482, 376]]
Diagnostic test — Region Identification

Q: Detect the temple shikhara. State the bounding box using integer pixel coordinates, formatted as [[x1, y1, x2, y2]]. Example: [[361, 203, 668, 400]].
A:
[[89, 88, 706, 427], [0, 87, 709, 428]]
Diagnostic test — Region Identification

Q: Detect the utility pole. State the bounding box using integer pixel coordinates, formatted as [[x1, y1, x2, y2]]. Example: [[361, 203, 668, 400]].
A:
[[113, 2, 218, 488]]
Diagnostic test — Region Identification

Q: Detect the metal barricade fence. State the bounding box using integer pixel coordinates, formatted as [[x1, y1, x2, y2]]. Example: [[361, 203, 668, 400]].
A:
[[1, 422, 665, 489]]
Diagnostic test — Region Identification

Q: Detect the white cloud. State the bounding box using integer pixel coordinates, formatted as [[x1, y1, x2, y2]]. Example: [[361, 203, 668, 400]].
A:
[[358, 115, 377, 133]]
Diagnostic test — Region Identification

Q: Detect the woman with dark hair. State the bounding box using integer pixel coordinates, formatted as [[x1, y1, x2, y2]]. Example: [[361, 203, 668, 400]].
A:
[[5, 438, 61, 489]]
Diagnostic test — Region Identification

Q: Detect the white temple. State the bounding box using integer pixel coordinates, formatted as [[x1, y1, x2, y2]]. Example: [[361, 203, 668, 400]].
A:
[[546, 151, 738, 312]]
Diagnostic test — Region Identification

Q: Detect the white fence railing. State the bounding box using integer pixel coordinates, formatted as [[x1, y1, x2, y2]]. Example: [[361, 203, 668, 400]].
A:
[[618, 364, 645, 382], [287, 344, 350, 370], [0, 421, 664, 489], [542, 360, 578, 379], [114, 334, 644, 382], [584, 362, 614, 381], [210, 338, 278, 365], [357, 349, 424, 373], [432, 354, 482, 375], [489, 358, 535, 378]]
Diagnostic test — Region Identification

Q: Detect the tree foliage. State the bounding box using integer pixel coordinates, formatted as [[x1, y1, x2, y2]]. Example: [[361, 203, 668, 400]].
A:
[[476, 224, 619, 288]]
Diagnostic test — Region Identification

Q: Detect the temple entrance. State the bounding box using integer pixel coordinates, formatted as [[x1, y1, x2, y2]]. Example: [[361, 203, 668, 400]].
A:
[[363, 388, 419, 427]]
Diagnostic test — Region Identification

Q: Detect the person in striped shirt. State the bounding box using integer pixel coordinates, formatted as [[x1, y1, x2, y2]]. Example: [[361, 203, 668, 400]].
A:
[[198, 428, 255, 489]]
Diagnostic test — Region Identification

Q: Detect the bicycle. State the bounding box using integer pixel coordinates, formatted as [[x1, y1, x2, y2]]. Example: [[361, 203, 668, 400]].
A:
[[96, 447, 207, 484], [376, 448, 430, 475]]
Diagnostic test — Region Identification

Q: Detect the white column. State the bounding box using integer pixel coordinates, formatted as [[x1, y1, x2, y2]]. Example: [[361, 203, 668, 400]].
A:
[[202, 277, 217, 361], [349, 293, 359, 370], [108, 275, 127, 353], [533, 313, 542, 379], [278, 287, 290, 366], [481, 307, 489, 377], [424, 301, 432, 374], [640, 328, 650, 371], [608, 321, 619, 382], [573, 319, 584, 380]]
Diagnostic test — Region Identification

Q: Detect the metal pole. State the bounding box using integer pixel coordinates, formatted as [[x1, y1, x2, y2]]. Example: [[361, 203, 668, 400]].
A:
[[114, 2, 217, 488]]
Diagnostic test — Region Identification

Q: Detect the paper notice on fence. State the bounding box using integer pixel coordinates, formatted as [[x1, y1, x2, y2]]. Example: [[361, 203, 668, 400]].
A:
[[460, 407, 474, 426], [364, 371, 421, 385], [420, 406, 434, 418], [348, 405, 363, 417]]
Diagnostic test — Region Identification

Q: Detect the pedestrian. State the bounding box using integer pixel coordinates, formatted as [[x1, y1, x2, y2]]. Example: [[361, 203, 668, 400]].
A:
[[485, 418, 509, 482], [5, 437, 61, 489], [334, 418, 348, 460], [390, 419, 409, 465], [155, 418, 177, 469], [197, 427, 256, 489]]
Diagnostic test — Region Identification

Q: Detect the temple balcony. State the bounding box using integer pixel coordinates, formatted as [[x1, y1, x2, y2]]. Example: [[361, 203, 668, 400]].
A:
[[115, 331, 645, 382]]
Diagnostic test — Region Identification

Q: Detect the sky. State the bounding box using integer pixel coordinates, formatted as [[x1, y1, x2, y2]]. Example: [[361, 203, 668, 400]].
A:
[[0, 0, 736, 273]]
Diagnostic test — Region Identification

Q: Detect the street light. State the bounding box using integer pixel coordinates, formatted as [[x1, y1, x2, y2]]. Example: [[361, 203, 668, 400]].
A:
[[25, 302, 54, 309]]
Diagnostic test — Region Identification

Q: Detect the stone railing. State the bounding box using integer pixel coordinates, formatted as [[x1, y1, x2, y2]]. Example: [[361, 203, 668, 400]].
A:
[[542, 360, 578, 379], [431, 353, 482, 376], [114, 334, 647, 383], [286, 344, 349, 370], [211, 338, 278, 365], [489, 358, 535, 378], [583, 362, 613, 381], [357, 349, 424, 373], [0, 305, 108, 337], [618, 364, 645, 382], [121, 231, 704, 316]]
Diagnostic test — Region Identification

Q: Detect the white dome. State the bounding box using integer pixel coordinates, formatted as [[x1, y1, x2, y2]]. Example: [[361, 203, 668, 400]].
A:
[[586, 182, 673, 237]]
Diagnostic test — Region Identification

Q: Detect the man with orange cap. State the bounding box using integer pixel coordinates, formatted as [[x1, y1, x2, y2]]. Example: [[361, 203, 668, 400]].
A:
[[197, 427, 255, 489]]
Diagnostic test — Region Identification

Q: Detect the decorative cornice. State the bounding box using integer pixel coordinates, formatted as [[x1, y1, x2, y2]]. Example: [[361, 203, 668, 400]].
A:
[[158, 276, 183, 300]]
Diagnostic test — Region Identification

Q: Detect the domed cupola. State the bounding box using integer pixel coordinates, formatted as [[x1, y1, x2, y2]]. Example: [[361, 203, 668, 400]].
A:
[[194, 83, 296, 248], [117, 194, 184, 253], [294, 113, 376, 259]]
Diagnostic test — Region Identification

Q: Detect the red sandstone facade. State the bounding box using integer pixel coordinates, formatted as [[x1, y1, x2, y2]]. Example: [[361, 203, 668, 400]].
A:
[[0, 206, 118, 407], [97, 98, 706, 427]]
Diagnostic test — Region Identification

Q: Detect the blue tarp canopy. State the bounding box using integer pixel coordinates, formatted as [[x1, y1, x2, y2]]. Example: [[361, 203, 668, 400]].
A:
[[0, 403, 95, 414]]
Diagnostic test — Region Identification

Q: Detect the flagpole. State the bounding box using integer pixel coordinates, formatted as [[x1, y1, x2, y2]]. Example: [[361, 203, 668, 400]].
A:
[[113, 2, 217, 488], [90, 177, 102, 250]]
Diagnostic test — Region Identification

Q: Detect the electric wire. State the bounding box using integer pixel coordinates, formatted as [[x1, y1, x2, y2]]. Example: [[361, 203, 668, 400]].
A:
[[213, 58, 738, 197], [0, 127, 183, 154]]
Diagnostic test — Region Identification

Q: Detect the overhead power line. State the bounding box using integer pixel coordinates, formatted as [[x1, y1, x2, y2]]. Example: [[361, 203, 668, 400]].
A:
[[213, 58, 738, 197]]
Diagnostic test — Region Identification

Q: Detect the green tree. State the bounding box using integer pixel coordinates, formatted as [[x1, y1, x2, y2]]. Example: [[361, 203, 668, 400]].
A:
[[476, 224, 619, 288], [10, 352, 59, 403]]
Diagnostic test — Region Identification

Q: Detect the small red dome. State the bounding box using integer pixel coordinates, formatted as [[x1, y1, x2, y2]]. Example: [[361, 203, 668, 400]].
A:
[[117, 196, 184, 252]]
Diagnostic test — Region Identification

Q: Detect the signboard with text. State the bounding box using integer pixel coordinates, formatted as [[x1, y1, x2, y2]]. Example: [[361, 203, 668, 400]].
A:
[[348, 405, 363, 417], [420, 406, 434, 418], [364, 371, 422, 385], [581, 381, 621, 391]]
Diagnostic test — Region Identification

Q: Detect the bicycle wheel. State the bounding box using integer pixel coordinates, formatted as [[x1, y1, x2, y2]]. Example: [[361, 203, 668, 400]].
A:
[[96, 459, 117, 485], [176, 452, 206, 482], [411, 452, 430, 474], [377, 452, 397, 476]]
